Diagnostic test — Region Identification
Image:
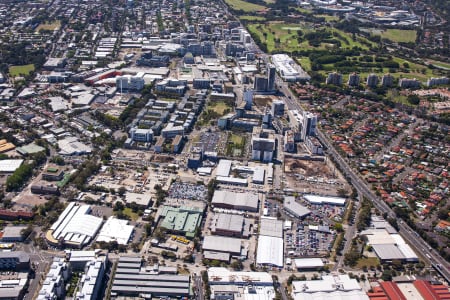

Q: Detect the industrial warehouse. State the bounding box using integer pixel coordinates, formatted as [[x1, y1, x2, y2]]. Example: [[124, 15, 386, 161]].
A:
[[0, 0, 448, 298], [202, 235, 246, 260], [207, 267, 276, 299], [46, 202, 103, 248], [110, 256, 191, 297], [211, 190, 260, 212], [362, 216, 419, 263], [96, 217, 135, 245], [256, 218, 284, 268]]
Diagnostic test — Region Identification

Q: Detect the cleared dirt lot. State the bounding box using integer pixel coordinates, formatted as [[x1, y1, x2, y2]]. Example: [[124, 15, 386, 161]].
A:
[[284, 157, 350, 196], [285, 159, 331, 177], [13, 192, 47, 209]]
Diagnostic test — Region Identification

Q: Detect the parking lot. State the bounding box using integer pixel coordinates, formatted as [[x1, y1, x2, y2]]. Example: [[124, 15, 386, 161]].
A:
[[198, 131, 223, 153], [263, 199, 281, 218], [168, 182, 207, 201], [285, 222, 335, 257], [310, 203, 346, 223], [263, 195, 343, 259]]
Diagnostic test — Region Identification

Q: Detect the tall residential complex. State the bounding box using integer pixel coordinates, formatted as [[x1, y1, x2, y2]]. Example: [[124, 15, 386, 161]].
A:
[[326, 72, 343, 85], [366, 73, 379, 88]]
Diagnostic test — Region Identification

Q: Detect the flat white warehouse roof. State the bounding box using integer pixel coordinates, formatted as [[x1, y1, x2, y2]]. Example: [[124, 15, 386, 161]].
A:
[[252, 166, 265, 183], [256, 235, 284, 268], [293, 290, 369, 300], [259, 217, 283, 238], [292, 275, 363, 293], [304, 195, 346, 206], [203, 236, 242, 254], [125, 192, 152, 207], [0, 159, 23, 173], [96, 217, 134, 245], [212, 190, 259, 211], [216, 160, 232, 177], [372, 244, 406, 260], [216, 176, 248, 186], [207, 267, 273, 285], [363, 229, 396, 245], [294, 258, 324, 269], [50, 202, 103, 247], [284, 196, 311, 218], [272, 54, 311, 80]]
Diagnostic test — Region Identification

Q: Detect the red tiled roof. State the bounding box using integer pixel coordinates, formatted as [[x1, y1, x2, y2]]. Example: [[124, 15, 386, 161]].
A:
[[0, 209, 34, 219], [435, 220, 450, 229], [414, 280, 439, 300], [380, 281, 407, 300], [414, 280, 450, 300]]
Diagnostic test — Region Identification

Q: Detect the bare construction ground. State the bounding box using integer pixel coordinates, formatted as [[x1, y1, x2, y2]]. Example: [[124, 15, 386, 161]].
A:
[[284, 157, 350, 196], [284, 158, 332, 177]]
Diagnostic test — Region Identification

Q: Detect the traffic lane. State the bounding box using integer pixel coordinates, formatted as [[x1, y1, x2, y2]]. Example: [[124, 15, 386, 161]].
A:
[[267, 37, 450, 282], [317, 130, 450, 280], [24, 260, 48, 300], [194, 274, 204, 300]]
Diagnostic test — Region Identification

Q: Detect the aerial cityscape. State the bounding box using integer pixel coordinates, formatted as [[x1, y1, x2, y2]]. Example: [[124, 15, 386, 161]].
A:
[[0, 0, 448, 299]]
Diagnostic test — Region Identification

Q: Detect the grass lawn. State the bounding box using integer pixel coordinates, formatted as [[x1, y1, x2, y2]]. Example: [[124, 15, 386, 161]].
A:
[[392, 56, 432, 81], [198, 101, 232, 126], [224, 0, 266, 12], [315, 52, 433, 83], [427, 59, 450, 70], [227, 133, 245, 156], [381, 29, 417, 43], [297, 57, 311, 72], [386, 89, 414, 106], [365, 29, 417, 43], [122, 207, 139, 221], [9, 64, 35, 77], [35, 20, 61, 32], [330, 232, 344, 262], [178, 267, 191, 275], [247, 22, 375, 53], [239, 15, 266, 21], [294, 7, 312, 14], [57, 173, 71, 188], [357, 257, 380, 268], [230, 133, 244, 145], [343, 201, 354, 224], [316, 14, 340, 22], [247, 22, 303, 53], [210, 101, 231, 115], [330, 29, 374, 50]]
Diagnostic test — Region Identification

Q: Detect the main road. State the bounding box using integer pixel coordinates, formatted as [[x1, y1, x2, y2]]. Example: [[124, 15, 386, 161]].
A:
[[193, 274, 204, 300], [270, 53, 450, 283], [316, 130, 450, 283], [237, 3, 450, 282]]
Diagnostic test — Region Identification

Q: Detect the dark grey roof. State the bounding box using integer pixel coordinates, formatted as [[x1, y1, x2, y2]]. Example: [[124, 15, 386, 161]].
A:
[[0, 251, 30, 263]]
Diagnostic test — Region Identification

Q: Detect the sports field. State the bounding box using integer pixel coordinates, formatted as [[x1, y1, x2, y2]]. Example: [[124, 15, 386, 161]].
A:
[[364, 28, 417, 43], [224, 0, 266, 12], [9, 64, 35, 77], [239, 15, 266, 21], [210, 101, 231, 115]]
